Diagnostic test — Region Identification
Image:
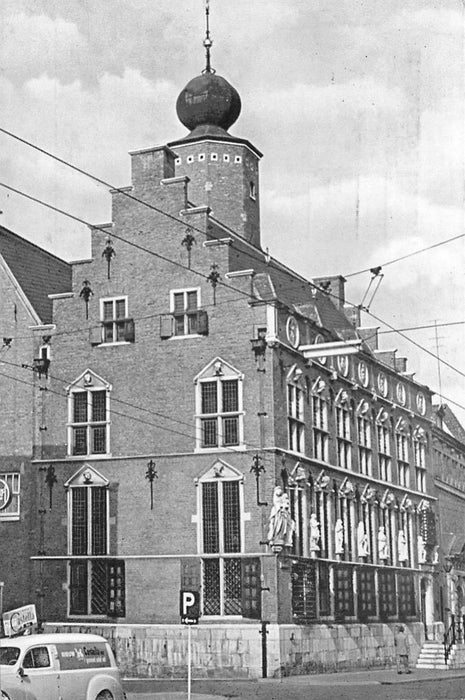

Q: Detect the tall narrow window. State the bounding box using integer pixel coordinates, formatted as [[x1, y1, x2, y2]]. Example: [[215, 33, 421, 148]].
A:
[[70, 390, 108, 456], [288, 383, 304, 453], [195, 359, 244, 450], [67, 371, 111, 457], [357, 414, 372, 476], [396, 431, 410, 487], [336, 404, 351, 469], [201, 476, 242, 616], [413, 429, 426, 492], [377, 422, 391, 481], [312, 394, 328, 462], [172, 289, 200, 336]]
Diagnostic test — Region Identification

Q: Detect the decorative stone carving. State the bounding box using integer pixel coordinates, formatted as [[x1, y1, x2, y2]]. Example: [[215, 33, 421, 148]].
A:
[[357, 521, 369, 557], [378, 526, 388, 560], [309, 513, 320, 553], [267, 486, 295, 548], [335, 518, 344, 554], [398, 529, 408, 562]]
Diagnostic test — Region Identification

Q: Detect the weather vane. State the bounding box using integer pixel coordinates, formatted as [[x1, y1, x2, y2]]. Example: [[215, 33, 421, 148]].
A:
[[203, 0, 215, 74]]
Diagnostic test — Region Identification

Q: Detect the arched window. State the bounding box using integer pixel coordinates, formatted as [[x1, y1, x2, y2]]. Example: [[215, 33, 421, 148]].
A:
[[66, 370, 111, 456]]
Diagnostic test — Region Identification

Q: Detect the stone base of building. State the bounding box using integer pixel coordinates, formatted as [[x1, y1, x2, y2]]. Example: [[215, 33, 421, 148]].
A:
[[43, 621, 432, 679]]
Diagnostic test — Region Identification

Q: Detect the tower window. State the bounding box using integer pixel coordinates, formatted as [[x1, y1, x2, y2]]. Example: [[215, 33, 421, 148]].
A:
[[198, 153, 205, 161], [210, 153, 218, 161], [249, 182, 256, 200], [223, 154, 230, 163], [175, 157, 181, 165], [234, 155, 242, 164], [186, 155, 194, 164]]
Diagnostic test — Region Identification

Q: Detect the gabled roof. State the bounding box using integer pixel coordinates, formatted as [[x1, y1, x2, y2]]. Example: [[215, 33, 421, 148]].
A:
[[0, 225, 71, 323], [436, 404, 465, 444]]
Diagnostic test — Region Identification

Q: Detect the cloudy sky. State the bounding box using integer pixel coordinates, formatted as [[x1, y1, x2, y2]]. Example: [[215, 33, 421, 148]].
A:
[[1, 0, 464, 420]]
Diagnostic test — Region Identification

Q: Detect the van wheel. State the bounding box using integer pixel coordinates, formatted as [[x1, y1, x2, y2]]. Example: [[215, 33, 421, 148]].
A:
[[96, 692, 114, 700]]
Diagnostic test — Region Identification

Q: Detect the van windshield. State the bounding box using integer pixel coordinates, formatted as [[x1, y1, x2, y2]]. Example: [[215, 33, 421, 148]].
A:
[[0, 646, 21, 665]]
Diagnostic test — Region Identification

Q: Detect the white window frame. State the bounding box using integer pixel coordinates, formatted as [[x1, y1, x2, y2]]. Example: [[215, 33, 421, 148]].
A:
[[312, 394, 328, 462], [377, 424, 392, 481], [194, 359, 245, 452], [336, 404, 352, 469], [288, 382, 305, 454], [170, 287, 202, 337], [396, 431, 410, 487], [66, 372, 111, 458], [357, 415, 372, 476], [100, 296, 129, 345], [196, 462, 245, 618], [66, 468, 110, 618]]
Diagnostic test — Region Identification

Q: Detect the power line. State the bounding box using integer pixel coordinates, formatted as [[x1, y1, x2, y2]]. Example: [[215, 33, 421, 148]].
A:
[[2, 132, 465, 387], [344, 232, 465, 278]]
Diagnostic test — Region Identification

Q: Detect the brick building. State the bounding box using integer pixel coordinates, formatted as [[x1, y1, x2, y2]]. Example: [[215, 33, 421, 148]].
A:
[[432, 405, 465, 633], [0, 225, 71, 615], [3, 47, 443, 676]]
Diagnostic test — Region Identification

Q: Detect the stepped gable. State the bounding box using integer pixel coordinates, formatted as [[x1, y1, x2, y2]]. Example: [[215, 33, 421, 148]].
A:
[[0, 225, 72, 323]]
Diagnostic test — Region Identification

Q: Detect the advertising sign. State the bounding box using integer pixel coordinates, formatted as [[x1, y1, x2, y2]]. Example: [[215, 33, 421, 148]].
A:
[[2, 604, 37, 636], [57, 642, 110, 670], [0, 478, 10, 510]]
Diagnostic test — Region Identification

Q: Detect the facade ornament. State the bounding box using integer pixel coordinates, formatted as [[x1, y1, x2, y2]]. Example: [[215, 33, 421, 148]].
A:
[[314, 469, 331, 492], [339, 477, 355, 498], [360, 484, 376, 504], [381, 489, 396, 509], [145, 459, 158, 511], [207, 263, 221, 304], [102, 237, 116, 279], [309, 513, 320, 555], [79, 280, 93, 320], [335, 388, 350, 406], [335, 518, 344, 554], [357, 521, 369, 557], [398, 529, 408, 562], [400, 494, 414, 512], [311, 376, 326, 394], [181, 227, 196, 268], [267, 487, 295, 548], [378, 526, 389, 560], [376, 408, 389, 424], [250, 454, 267, 506], [356, 399, 370, 415]]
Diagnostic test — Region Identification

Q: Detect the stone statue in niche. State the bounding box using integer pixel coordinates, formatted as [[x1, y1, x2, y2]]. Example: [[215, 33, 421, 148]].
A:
[[378, 525, 389, 560], [309, 513, 320, 553], [335, 518, 344, 554], [267, 486, 295, 548], [417, 535, 426, 563], [398, 529, 408, 563], [357, 521, 370, 558]]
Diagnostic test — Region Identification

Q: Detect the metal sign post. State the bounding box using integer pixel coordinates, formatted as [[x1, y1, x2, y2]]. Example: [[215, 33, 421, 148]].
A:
[[180, 589, 200, 700]]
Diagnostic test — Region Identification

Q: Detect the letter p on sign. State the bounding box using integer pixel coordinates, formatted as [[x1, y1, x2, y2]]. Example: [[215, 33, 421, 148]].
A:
[[180, 590, 200, 625]]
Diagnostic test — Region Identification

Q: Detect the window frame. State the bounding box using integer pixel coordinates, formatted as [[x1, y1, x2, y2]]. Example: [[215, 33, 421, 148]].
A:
[[312, 394, 328, 462], [170, 287, 202, 337], [67, 372, 111, 458], [287, 382, 305, 454], [336, 404, 352, 469], [100, 296, 131, 345], [396, 431, 410, 488], [357, 414, 372, 476], [198, 465, 245, 618], [0, 472, 20, 521], [195, 360, 245, 452], [377, 423, 392, 481]]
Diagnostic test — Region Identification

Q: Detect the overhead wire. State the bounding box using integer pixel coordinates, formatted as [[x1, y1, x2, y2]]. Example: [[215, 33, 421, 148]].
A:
[[1, 129, 465, 394]]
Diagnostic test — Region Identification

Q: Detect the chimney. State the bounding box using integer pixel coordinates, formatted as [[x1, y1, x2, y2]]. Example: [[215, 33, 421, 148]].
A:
[[344, 304, 361, 328], [357, 327, 379, 352], [130, 145, 176, 188], [395, 357, 408, 373], [313, 275, 346, 309]]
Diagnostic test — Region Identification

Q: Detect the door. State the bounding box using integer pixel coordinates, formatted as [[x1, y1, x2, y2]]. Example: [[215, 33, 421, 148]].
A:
[[20, 644, 59, 699]]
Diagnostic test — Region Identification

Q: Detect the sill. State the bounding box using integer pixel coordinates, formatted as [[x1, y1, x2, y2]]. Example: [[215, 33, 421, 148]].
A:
[[97, 341, 131, 347], [195, 446, 246, 453], [169, 334, 204, 341], [66, 454, 112, 460], [0, 515, 20, 522]]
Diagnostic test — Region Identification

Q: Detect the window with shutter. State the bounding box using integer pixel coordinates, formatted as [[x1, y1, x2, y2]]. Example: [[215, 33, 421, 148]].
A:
[[100, 296, 134, 344], [169, 288, 208, 337]]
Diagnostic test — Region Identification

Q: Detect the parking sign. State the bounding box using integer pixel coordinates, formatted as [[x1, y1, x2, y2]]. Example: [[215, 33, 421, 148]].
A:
[[180, 590, 200, 625]]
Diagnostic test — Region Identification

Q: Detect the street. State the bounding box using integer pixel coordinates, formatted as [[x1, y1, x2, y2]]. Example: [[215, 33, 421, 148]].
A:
[[124, 672, 465, 700]]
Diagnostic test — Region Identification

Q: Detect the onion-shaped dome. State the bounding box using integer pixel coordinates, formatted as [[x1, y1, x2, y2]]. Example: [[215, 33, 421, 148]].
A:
[[176, 71, 241, 135]]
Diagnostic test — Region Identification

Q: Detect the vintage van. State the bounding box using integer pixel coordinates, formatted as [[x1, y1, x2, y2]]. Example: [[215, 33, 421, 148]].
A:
[[0, 632, 125, 700]]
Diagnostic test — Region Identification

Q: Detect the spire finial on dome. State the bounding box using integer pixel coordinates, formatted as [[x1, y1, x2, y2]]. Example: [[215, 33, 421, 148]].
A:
[[202, 0, 215, 74]]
